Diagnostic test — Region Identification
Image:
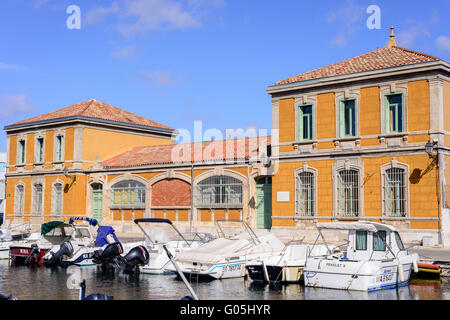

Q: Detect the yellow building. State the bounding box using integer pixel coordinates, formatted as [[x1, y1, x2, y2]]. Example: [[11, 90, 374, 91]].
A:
[[266, 31, 450, 245], [4, 99, 174, 231], [3, 99, 272, 236]]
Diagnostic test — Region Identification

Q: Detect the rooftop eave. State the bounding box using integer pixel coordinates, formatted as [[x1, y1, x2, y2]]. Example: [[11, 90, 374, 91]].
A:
[[3, 115, 175, 135], [266, 59, 450, 95]]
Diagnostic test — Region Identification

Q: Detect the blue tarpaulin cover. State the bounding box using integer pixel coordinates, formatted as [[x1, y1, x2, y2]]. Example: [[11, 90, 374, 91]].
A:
[[95, 226, 119, 247]]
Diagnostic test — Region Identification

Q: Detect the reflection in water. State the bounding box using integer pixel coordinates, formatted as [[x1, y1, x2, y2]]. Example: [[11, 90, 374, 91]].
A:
[[1, 261, 450, 300]]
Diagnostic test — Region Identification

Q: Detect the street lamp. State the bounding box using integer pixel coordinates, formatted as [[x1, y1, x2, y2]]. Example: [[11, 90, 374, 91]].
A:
[[425, 140, 442, 246], [425, 140, 438, 159]]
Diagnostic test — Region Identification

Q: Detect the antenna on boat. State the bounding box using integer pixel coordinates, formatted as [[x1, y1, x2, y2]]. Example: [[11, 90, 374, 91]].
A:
[[162, 244, 199, 300]]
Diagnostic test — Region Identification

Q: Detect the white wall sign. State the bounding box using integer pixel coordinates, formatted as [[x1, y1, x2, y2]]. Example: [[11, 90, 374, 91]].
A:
[[277, 191, 290, 202]]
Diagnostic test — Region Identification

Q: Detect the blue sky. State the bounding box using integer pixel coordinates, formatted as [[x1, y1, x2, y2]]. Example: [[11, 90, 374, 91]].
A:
[[0, 0, 449, 151]]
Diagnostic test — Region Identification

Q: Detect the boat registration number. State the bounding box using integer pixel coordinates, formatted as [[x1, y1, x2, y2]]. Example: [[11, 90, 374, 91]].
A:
[[225, 264, 242, 272], [376, 273, 394, 283]]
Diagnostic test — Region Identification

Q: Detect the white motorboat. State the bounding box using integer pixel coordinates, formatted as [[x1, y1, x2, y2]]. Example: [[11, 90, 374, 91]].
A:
[[0, 222, 31, 259], [246, 243, 332, 283], [0, 229, 31, 260], [171, 220, 285, 280], [43, 217, 120, 267], [9, 221, 72, 265], [133, 218, 215, 274], [303, 221, 419, 292]]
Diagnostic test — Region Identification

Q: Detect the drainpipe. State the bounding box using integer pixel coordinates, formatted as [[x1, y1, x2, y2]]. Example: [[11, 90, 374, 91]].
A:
[[190, 162, 194, 233], [437, 148, 443, 246]]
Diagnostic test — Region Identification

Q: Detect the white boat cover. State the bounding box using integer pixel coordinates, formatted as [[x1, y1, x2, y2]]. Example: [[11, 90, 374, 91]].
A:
[[316, 221, 398, 232], [175, 232, 285, 265]]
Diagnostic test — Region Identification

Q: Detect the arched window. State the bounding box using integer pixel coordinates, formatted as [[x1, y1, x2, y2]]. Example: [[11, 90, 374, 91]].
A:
[[111, 180, 145, 206], [53, 183, 63, 215], [384, 168, 407, 217], [197, 175, 243, 206], [296, 171, 315, 216], [15, 184, 24, 215], [33, 184, 43, 215], [337, 169, 359, 217]]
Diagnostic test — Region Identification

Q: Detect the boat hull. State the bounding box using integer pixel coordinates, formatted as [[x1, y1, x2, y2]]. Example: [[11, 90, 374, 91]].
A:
[[9, 246, 50, 265], [175, 261, 247, 279], [0, 248, 9, 260], [246, 264, 303, 283], [304, 259, 414, 292]]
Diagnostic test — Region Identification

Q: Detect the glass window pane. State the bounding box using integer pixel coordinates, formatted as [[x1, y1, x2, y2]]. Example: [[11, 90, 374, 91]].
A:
[[373, 231, 386, 251], [111, 180, 145, 206], [197, 176, 243, 206], [356, 231, 367, 250]]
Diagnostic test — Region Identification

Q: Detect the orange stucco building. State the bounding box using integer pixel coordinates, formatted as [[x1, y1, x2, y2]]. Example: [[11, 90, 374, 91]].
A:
[[3, 30, 450, 246], [267, 31, 450, 245]]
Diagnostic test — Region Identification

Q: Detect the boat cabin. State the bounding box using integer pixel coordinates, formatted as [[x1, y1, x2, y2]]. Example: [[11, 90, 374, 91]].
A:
[[315, 222, 407, 261]]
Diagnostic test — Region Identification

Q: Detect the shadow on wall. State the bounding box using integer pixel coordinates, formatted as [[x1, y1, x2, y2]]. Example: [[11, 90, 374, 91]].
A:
[[409, 158, 437, 185]]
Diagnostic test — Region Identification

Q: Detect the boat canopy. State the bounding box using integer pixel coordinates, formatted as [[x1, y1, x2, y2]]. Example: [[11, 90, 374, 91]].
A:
[[69, 217, 98, 226], [316, 222, 398, 233], [134, 218, 173, 225], [41, 221, 67, 235], [95, 226, 119, 247]]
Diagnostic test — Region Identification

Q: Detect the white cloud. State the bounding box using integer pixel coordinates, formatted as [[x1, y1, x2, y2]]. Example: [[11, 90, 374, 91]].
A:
[[0, 94, 37, 119], [436, 35, 450, 52], [85, 0, 223, 36], [111, 45, 137, 59], [326, 0, 365, 47], [139, 70, 185, 87], [396, 10, 439, 47], [0, 62, 31, 72]]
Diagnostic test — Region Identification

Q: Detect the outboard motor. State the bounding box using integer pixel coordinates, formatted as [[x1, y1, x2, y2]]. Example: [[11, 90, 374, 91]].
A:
[[24, 244, 41, 265], [44, 241, 74, 267], [92, 242, 124, 270], [122, 245, 150, 274], [79, 280, 113, 300]]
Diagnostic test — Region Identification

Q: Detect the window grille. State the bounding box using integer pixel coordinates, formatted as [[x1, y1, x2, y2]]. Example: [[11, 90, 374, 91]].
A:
[[54, 183, 63, 215], [297, 172, 314, 216], [111, 180, 145, 206], [385, 168, 406, 217], [34, 184, 43, 215], [15, 185, 24, 215], [197, 175, 243, 206], [338, 170, 359, 217]]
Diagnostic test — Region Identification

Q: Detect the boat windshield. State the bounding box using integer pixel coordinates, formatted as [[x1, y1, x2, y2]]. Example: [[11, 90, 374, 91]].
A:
[[394, 231, 405, 250], [74, 227, 91, 239]]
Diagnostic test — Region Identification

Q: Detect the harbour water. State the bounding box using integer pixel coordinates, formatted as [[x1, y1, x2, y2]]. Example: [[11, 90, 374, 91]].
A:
[[1, 260, 450, 300]]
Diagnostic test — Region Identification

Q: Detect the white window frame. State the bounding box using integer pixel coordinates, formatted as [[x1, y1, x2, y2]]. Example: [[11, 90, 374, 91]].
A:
[[380, 160, 410, 218], [34, 134, 45, 164], [332, 159, 364, 218], [52, 180, 64, 215], [54, 132, 65, 163], [14, 183, 25, 215], [294, 164, 318, 217]]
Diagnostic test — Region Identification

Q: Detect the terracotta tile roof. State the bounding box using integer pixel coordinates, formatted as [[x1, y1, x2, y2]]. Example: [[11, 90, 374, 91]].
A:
[[7, 99, 173, 131], [101, 136, 271, 168], [275, 46, 440, 86]]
